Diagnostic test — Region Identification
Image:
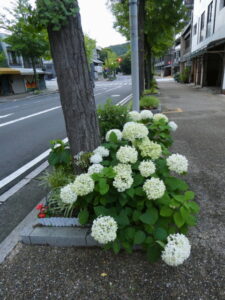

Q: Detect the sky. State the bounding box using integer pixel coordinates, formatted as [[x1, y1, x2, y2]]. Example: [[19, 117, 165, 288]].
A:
[[0, 0, 127, 48]]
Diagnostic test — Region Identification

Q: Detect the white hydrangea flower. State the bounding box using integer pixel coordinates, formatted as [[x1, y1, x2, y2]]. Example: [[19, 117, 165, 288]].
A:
[[113, 172, 134, 192], [60, 183, 77, 204], [166, 154, 188, 174], [91, 216, 118, 244], [143, 177, 166, 200], [113, 163, 132, 175], [161, 234, 191, 266], [90, 153, 103, 164], [138, 160, 156, 177], [116, 145, 138, 164], [105, 129, 122, 142], [140, 110, 153, 120], [128, 110, 141, 121], [153, 113, 168, 123], [93, 146, 109, 157], [88, 164, 104, 175], [72, 174, 95, 196], [122, 122, 149, 141], [136, 137, 162, 160], [168, 121, 178, 132]]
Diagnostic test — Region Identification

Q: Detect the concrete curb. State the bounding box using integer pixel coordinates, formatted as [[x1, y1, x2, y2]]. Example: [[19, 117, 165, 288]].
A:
[[21, 226, 99, 247], [0, 90, 58, 103]]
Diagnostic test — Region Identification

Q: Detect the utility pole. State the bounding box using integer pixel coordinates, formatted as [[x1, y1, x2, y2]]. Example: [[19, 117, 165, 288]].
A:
[[129, 0, 139, 111]]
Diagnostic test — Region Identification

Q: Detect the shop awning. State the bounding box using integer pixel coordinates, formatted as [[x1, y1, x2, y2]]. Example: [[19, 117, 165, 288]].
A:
[[0, 68, 20, 75]]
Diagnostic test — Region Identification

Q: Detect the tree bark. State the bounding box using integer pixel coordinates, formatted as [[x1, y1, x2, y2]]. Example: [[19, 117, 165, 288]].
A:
[[144, 37, 152, 90], [47, 6, 100, 159], [31, 58, 38, 89], [138, 0, 145, 96]]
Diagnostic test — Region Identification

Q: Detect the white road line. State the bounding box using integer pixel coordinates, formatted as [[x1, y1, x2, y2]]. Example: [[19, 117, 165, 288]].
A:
[[0, 114, 13, 119], [0, 137, 68, 191], [116, 94, 132, 106], [0, 106, 61, 128], [111, 95, 120, 97]]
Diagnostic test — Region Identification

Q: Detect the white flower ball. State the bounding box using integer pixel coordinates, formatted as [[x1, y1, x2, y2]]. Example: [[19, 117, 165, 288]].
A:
[[91, 216, 118, 244], [113, 163, 132, 175], [128, 111, 141, 121], [140, 110, 153, 120], [168, 121, 178, 132], [166, 154, 188, 174], [93, 146, 109, 157], [138, 160, 156, 177], [153, 113, 168, 123], [137, 137, 162, 160], [90, 153, 103, 164], [143, 177, 166, 200], [60, 183, 77, 204], [72, 174, 95, 196], [116, 145, 138, 164], [88, 164, 104, 175], [122, 122, 149, 141], [161, 234, 191, 266], [105, 129, 122, 142], [113, 173, 133, 192]]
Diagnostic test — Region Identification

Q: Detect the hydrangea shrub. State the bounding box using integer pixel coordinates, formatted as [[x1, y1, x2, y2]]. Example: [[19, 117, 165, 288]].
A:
[[58, 113, 199, 265]]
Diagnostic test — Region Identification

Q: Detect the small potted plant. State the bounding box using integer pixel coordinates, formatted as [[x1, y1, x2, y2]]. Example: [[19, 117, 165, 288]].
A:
[[140, 95, 161, 113]]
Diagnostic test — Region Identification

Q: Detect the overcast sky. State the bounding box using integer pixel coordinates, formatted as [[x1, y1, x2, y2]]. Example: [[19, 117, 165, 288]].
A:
[[0, 0, 127, 47]]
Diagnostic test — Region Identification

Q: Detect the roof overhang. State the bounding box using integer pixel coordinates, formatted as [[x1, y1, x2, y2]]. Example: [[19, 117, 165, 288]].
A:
[[0, 68, 20, 75]]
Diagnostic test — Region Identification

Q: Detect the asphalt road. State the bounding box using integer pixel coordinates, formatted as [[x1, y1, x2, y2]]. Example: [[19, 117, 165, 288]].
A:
[[0, 75, 131, 185]]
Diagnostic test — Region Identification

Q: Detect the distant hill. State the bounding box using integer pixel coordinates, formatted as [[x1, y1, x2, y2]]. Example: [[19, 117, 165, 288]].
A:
[[109, 43, 130, 56]]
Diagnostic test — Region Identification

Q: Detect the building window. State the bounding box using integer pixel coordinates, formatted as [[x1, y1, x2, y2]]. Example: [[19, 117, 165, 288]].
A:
[[7, 50, 21, 66], [193, 23, 197, 35], [206, 2, 213, 37], [200, 11, 205, 42]]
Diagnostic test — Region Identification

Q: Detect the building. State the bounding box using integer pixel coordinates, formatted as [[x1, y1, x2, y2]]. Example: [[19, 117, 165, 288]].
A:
[[0, 33, 46, 96], [191, 0, 225, 92]]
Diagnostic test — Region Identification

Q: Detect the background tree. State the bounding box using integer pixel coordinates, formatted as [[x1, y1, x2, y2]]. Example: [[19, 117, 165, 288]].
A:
[[103, 49, 119, 78], [120, 50, 131, 75], [36, 0, 100, 162], [84, 34, 96, 65], [0, 0, 49, 87]]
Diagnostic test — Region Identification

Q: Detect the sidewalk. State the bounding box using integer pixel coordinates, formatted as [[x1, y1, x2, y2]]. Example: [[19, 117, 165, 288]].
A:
[[0, 81, 224, 299]]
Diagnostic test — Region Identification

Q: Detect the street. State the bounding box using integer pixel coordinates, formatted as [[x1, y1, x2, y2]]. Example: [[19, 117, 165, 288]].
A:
[[0, 75, 131, 189]]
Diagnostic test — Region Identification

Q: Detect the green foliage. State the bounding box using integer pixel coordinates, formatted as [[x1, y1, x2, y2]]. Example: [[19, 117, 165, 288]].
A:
[[140, 96, 160, 109], [103, 49, 119, 75], [144, 88, 158, 95], [120, 51, 131, 75], [108, 42, 130, 56], [39, 168, 75, 189], [84, 34, 96, 65], [36, 0, 79, 31], [179, 67, 191, 83], [97, 99, 129, 138], [173, 72, 181, 82], [0, 49, 7, 67], [48, 139, 73, 171]]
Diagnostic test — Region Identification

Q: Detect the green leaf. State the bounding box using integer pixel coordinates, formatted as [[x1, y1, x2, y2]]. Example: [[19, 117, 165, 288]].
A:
[[126, 188, 135, 198], [139, 208, 158, 225], [122, 241, 133, 253], [187, 201, 200, 213], [109, 132, 118, 143], [153, 227, 167, 241], [173, 194, 186, 203], [145, 236, 154, 245], [134, 230, 146, 244], [173, 211, 185, 228], [94, 206, 108, 216], [160, 206, 173, 217], [119, 195, 128, 207], [78, 209, 89, 225], [99, 178, 109, 195], [180, 206, 189, 220], [102, 167, 116, 178], [184, 191, 195, 201], [132, 210, 142, 222], [147, 244, 161, 263], [185, 214, 197, 226], [157, 192, 170, 205], [116, 210, 130, 226], [134, 187, 145, 196], [125, 227, 136, 240], [112, 239, 120, 254], [133, 174, 145, 187], [165, 177, 188, 192]]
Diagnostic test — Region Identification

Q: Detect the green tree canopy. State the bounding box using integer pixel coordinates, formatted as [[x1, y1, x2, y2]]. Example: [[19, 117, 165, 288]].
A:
[[84, 34, 96, 65]]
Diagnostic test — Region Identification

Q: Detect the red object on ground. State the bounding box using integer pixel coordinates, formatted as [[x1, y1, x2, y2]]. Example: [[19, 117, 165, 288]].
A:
[[36, 204, 44, 210], [38, 213, 46, 218]]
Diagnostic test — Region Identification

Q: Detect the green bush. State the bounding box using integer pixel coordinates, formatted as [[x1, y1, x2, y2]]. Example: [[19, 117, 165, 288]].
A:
[[48, 139, 73, 172], [97, 99, 129, 138], [144, 88, 158, 95], [179, 67, 191, 83], [140, 96, 160, 109]]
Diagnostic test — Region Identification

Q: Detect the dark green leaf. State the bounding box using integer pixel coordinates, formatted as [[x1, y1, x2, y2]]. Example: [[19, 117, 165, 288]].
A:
[[99, 178, 109, 195], [147, 244, 161, 263], [153, 227, 167, 241], [132, 210, 142, 222], [134, 230, 146, 244], [139, 208, 158, 225], [160, 206, 173, 217], [112, 239, 120, 254], [173, 211, 185, 228], [78, 209, 89, 225]]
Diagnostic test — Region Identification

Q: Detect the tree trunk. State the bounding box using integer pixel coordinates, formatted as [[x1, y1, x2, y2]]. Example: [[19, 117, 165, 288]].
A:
[[138, 0, 145, 96], [144, 37, 152, 90], [47, 7, 100, 158], [31, 58, 38, 89]]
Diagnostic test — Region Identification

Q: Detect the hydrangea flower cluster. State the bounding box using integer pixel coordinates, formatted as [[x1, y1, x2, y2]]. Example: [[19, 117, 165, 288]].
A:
[[113, 163, 133, 192], [143, 177, 166, 200], [93, 146, 109, 157], [91, 216, 118, 244], [166, 154, 188, 174], [168, 121, 178, 132], [138, 160, 156, 177], [128, 111, 141, 121], [136, 137, 162, 160], [105, 129, 122, 141], [60, 183, 77, 204], [153, 113, 168, 123], [161, 234, 191, 266], [90, 153, 103, 164], [140, 110, 153, 120], [116, 145, 138, 164], [88, 164, 104, 175], [72, 174, 95, 196], [122, 122, 149, 141]]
